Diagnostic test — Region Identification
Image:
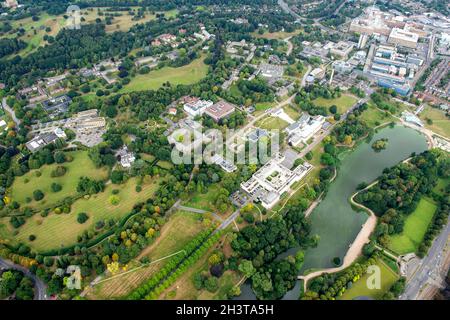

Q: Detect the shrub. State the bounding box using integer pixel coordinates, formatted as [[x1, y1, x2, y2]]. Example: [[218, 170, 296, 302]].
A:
[[51, 183, 62, 193], [29, 235, 36, 241], [135, 185, 142, 192], [109, 195, 120, 206], [77, 212, 89, 224], [50, 166, 67, 177], [33, 190, 45, 201]]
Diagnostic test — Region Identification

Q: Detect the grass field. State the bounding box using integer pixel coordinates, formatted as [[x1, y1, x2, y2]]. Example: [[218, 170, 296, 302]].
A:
[[119, 56, 208, 93], [283, 105, 301, 121], [360, 103, 396, 128], [3, 177, 161, 251], [433, 178, 449, 196], [4, 13, 66, 56], [419, 106, 450, 138], [253, 102, 275, 117], [313, 94, 357, 114], [10, 151, 109, 211], [184, 184, 221, 212], [339, 259, 399, 300], [80, 8, 178, 33], [255, 115, 289, 130], [388, 197, 437, 255], [251, 30, 301, 40], [86, 211, 206, 299]]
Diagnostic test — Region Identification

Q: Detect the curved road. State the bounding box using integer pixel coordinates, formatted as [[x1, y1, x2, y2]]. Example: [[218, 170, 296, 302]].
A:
[[0, 257, 48, 300]]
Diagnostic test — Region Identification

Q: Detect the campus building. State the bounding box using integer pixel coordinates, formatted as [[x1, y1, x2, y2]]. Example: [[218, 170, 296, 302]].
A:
[[241, 153, 313, 209], [388, 27, 419, 48], [285, 114, 325, 146], [26, 128, 66, 153], [204, 100, 236, 122], [183, 98, 213, 117]]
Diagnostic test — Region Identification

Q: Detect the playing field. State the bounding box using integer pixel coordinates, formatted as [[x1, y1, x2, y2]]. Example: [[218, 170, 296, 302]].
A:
[[119, 56, 209, 93], [339, 259, 399, 300], [419, 106, 450, 138], [313, 94, 357, 114], [252, 30, 301, 40], [85, 211, 206, 299], [3, 176, 161, 251], [10, 151, 109, 211], [388, 197, 437, 255]]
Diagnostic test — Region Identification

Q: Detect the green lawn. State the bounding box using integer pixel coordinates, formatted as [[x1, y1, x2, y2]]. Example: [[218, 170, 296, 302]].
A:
[[433, 178, 449, 196], [86, 210, 206, 299], [339, 259, 399, 300], [184, 184, 221, 211], [313, 94, 357, 114], [4, 177, 161, 251], [388, 197, 437, 255], [10, 151, 109, 211], [253, 102, 275, 117], [255, 115, 289, 130], [283, 105, 301, 121], [119, 56, 208, 93], [360, 103, 395, 128], [419, 106, 450, 138]]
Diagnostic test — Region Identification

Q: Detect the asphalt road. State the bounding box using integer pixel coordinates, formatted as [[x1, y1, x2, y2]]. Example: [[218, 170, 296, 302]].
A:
[[401, 217, 450, 300], [0, 257, 48, 300]]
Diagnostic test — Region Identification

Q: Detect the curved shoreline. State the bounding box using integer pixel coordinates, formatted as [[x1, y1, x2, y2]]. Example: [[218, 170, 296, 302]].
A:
[[298, 182, 378, 291]]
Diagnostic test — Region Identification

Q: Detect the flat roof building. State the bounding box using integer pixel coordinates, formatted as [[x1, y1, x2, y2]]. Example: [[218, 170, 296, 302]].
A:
[[26, 128, 66, 153], [204, 101, 236, 122], [183, 98, 213, 117], [388, 28, 419, 48], [241, 153, 313, 209]]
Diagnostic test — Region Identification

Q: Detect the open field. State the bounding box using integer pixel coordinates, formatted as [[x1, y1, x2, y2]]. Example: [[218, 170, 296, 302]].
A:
[[2, 177, 161, 251], [419, 106, 450, 138], [79, 8, 178, 33], [160, 231, 240, 300], [283, 105, 301, 121], [86, 211, 205, 299], [10, 151, 109, 211], [339, 259, 399, 300], [3, 13, 66, 56], [255, 115, 289, 130], [433, 178, 449, 196], [251, 30, 301, 40], [184, 184, 221, 212], [312, 94, 357, 114], [360, 103, 396, 128], [253, 102, 275, 117], [119, 56, 208, 93], [388, 197, 437, 255]]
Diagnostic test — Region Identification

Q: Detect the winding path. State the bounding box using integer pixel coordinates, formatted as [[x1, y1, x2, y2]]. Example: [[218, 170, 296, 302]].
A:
[[298, 182, 378, 291]]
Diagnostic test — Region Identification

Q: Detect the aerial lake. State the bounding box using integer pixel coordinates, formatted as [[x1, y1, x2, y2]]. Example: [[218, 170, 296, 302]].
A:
[[235, 125, 428, 300]]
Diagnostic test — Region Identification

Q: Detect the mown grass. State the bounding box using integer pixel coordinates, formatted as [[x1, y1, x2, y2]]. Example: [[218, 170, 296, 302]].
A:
[[388, 197, 437, 255], [10, 151, 108, 211], [339, 259, 399, 300], [313, 94, 357, 114], [86, 211, 206, 299], [119, 56, 208, 93], [4, 177, 161, 251]]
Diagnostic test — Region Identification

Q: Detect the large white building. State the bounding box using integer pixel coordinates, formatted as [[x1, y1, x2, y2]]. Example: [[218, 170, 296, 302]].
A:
[[388, 28, 419, 48], [241, 153, 313, 209], [286, 114, 325, 146], [183, 98, 213, 117]]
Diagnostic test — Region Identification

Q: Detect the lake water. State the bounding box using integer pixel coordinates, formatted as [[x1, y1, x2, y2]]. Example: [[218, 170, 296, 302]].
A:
[[235, 125, 428, 300]]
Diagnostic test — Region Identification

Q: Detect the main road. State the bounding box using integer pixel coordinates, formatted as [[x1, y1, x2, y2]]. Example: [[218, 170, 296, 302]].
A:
[[400, 217, 450, 300], [0, 257, 48, 300]]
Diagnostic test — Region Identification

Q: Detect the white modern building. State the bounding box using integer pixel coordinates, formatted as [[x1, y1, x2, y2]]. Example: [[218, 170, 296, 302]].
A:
[[241, 153, 313, 209], [286, 114, 325, 146], [388, 28, 419, 48], [183, 99, 213, 117]]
